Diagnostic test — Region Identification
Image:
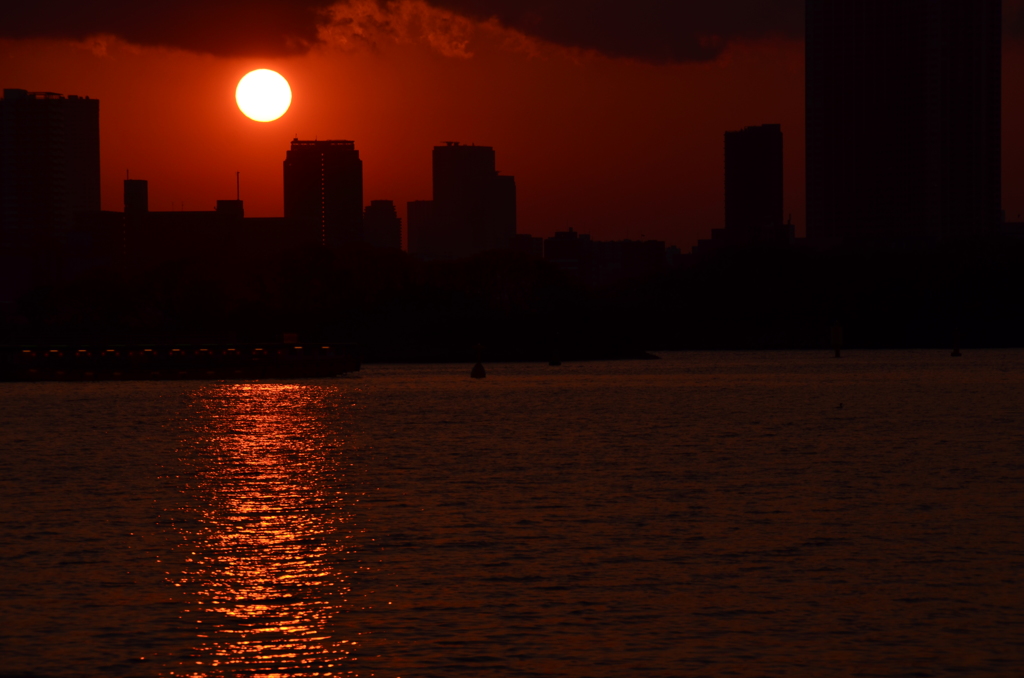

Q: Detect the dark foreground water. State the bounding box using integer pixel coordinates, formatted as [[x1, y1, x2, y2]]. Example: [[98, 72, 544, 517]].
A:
[[1, 351, 1023, 677]]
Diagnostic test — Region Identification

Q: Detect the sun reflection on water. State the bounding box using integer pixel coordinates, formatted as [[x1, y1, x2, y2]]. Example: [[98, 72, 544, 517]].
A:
[[167, 383, 362, 677]]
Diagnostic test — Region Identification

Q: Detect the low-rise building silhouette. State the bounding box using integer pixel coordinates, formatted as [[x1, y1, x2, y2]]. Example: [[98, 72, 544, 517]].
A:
[[363, 200, 402, 250], [406, 200, 434, 258], [511, 233, 543, 259], [544, 228, 667, 285], [112, 179, 320, 270]]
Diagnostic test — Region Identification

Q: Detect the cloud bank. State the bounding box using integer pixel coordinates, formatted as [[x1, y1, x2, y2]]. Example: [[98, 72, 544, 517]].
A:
[[422, 1, 803, 62], [1, 1, 332, 57], [1, 0, 802, 61], [2, 1, 1021, 61]]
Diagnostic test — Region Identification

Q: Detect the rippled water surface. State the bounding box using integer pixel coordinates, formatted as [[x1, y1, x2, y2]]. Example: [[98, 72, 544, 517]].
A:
[[2, 351, 1023, 677]]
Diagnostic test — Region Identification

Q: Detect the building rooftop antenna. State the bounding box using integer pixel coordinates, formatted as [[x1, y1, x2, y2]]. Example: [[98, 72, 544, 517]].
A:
[[236, 171, 240, 201]]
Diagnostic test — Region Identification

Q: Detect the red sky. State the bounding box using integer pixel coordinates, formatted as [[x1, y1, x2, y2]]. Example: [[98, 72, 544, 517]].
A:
[[2, 0, 1022, 250]]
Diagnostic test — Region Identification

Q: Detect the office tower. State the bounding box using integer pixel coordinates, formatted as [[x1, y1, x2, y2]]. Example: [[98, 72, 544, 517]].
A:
[[408, 142, 516, 260], [806, 1, 1001, 244], [725, 124, 783, 234], [363, 200, 402, 250], [283, 138, 363, 248], [0, 89, 100, 242]]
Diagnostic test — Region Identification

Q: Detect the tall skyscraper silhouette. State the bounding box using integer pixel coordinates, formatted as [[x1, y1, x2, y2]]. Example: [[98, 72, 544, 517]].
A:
[[806, 1, 1001, 244], [691, 123, 790, 258], [725, 124, 783, 235], [283, 139, 363, 248], [0, 89, 100, 242], [408, 142, 516, 260]]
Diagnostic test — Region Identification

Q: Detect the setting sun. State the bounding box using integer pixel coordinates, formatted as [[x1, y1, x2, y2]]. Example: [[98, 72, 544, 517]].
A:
[[235, 69, 291, 122]]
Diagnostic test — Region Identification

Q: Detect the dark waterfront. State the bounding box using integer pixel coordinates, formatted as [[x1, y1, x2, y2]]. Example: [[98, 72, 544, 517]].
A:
[[2, 352, 1023, 677]]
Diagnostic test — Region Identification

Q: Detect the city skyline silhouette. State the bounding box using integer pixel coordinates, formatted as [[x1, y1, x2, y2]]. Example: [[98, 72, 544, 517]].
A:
[[2, 2, 1024, 360], [2, 2, 1022, 252]]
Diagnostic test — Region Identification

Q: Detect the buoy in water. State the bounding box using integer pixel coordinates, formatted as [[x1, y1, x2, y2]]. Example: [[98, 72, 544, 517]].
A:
[[471, 362, 486, 379]]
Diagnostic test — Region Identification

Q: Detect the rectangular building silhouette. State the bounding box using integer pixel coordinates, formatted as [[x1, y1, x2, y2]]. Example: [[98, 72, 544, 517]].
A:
[[690, 123, 791, 259], [283, 139, 363, 248], [806, 0, 1002, 244], [0, 89, 100, 241], [408, 142, 516, 260], [1, 89, 100, 299], [725, 124, 783, 234], [363, 199, 402, 250], [120, 179, 321, 270]]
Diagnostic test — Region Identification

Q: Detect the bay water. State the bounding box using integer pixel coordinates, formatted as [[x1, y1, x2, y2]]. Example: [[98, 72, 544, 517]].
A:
[[2, 351, 1023, 676]]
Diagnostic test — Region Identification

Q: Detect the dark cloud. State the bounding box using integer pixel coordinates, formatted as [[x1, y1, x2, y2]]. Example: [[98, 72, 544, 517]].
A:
[[0, 1, 334, 56], [3, 1, 1020, 61], [1, 0, 803, 60], [1009, 0, 1024, 37], [423, 1, 804, 62]]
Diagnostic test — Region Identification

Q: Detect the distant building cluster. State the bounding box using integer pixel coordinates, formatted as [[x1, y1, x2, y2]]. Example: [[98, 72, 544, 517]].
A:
[[0, 87, 675, 303], [540, 229, 678, 287]]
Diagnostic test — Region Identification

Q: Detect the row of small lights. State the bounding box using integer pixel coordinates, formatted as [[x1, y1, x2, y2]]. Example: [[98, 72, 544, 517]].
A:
[[19, 346, 333, 358]]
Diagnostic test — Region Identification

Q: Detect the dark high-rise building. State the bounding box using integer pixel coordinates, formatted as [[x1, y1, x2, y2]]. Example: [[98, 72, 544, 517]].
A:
[[725, 124, 783, 234], [806, 1, 1001, 244], [0, 89, 100, 242], [363, 200, 402, 250], [283, 139, 363, 248], [690, 123, 790, 259], [408, 142, 516, 260]]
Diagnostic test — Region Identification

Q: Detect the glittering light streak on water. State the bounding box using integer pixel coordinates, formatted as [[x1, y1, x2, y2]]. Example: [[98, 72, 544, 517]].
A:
[[168, 383, 363, 677]]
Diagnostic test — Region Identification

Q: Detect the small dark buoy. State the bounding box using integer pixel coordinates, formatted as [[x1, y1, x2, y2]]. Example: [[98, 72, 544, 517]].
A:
[[470, 342, 486, 378], [831, 322, 843, 359], [951, 349, 962, 357], [549, 359, 561, 366], [837, 403, 844, 410]]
